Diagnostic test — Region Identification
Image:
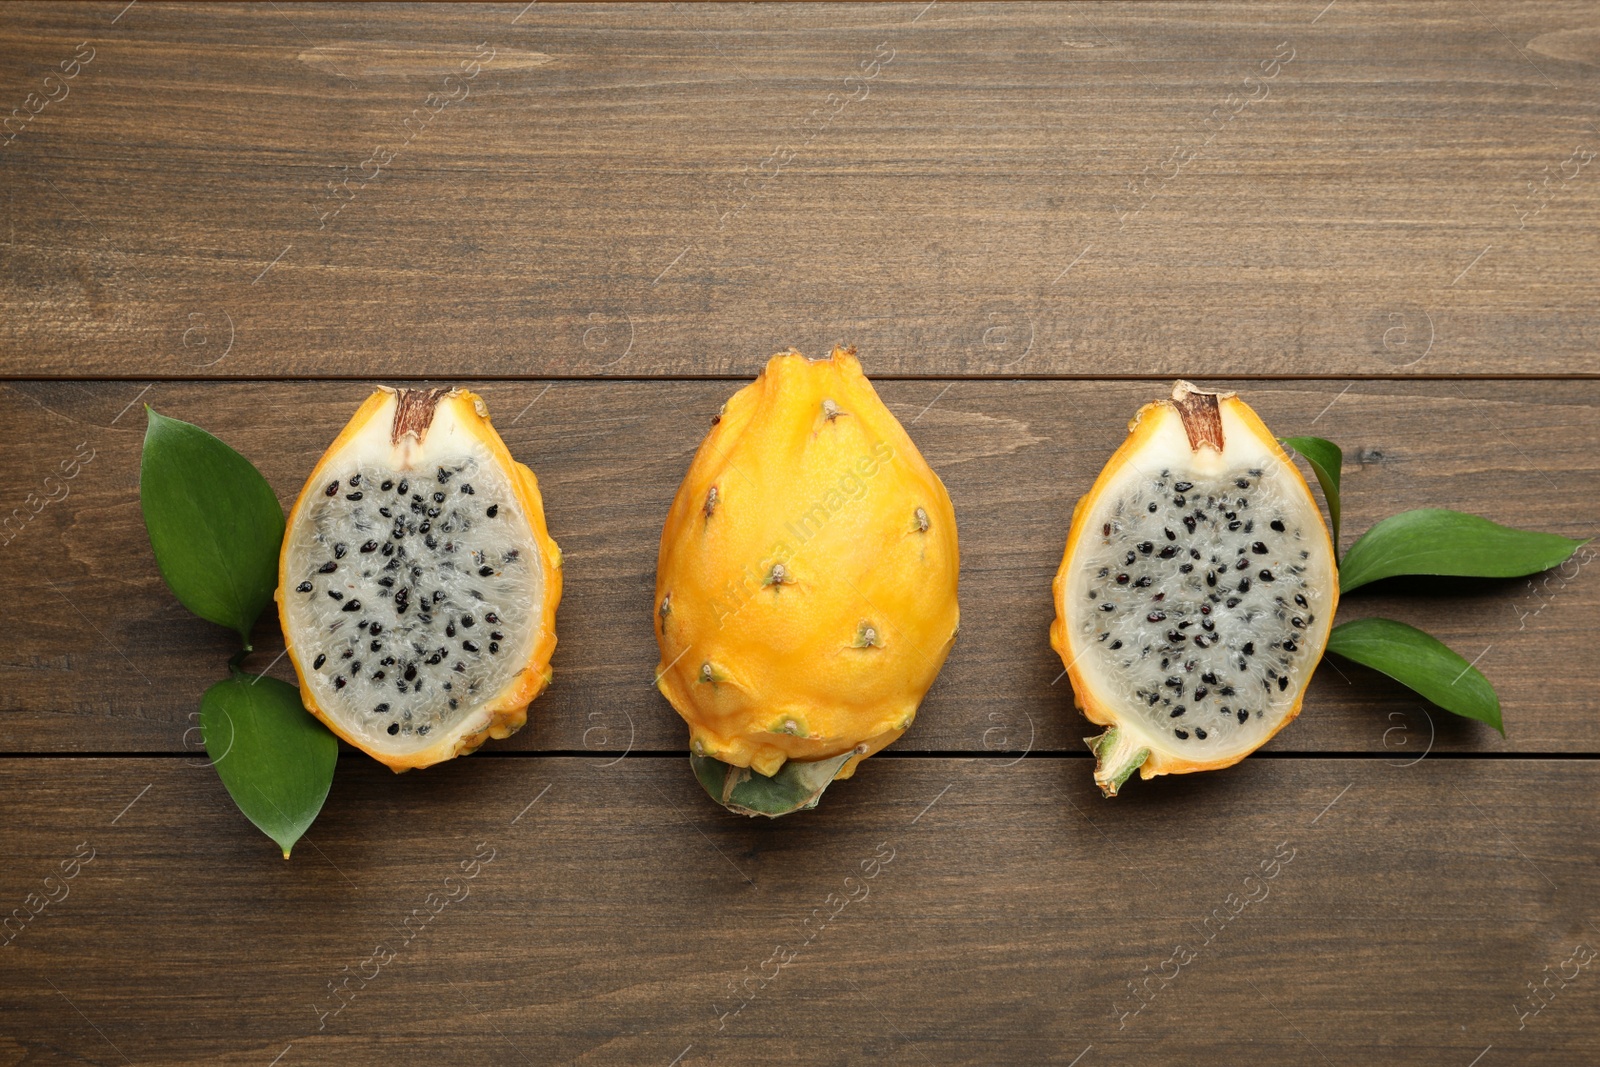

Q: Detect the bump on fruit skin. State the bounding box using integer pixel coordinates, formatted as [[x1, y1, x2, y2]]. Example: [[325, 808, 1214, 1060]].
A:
[[277, 387, 562, 772], [654, 347, 960, 797]]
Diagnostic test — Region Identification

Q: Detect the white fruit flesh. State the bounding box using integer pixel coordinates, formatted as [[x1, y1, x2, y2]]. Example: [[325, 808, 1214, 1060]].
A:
[[1063, 396, 1336, 769], [281, 393, 545, 757]]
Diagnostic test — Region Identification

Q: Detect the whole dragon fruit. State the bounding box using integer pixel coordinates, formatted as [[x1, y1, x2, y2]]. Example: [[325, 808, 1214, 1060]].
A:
[[278, 387, 562, 771], [654, 347, 960, 816]]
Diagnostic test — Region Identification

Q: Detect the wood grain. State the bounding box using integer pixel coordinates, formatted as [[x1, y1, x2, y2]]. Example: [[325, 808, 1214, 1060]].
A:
[[2, 378, 1593, 755], [3, 3, 1599, 378], [1, 757, 1595, 1066]]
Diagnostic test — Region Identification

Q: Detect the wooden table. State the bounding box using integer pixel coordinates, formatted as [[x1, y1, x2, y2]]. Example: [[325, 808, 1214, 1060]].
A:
[[3, 3, 1597, 1063]]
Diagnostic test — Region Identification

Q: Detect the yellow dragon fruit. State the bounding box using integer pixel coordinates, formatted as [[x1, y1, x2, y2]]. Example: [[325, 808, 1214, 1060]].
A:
[[654, 347, 960, 816]]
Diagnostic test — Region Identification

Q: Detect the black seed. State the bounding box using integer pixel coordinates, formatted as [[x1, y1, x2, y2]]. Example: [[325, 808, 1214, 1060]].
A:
[[1167, 630, 1186, 643], [1259, 569, 1276, 582], [350, 661, 362, 675], [1137, 541, 1153, 555], [381, 479, 393, 491], [454, 662, 465, 673], [1164, 527, 1176, 541], [1102, 522, 1111, 537], [297, 581, 314, 593], [484, 612, 499, 624], [1124, 551, 1137, 566], [1244, 519, 1254, 533], [462, 640, 480, 653], [1205, 571, 1217, 587], [1292, 616, 1306, 629], [1237, 709, 1250, 723], [449, 698, 459, 710], [1148, 611, 1167, 622], [397, 479, 409, 494], [478, 566, 494, 577], [461, 615, 476, 629], [328, 590, 344, 601], [489, 641, 499, 653], [1235, 478, 1249, 489], [313, 653, 326, 669], [427, 653, 441, 666], [1235, 558, 1249, 571], [372, 670, 385, 681], [1271, 519, 1286, 532], [425, 536, 438, 550], [380, 507, 392, 518], [1146, 692, 1160, 706], [319, 561, 338, 574], [1175, 729, 1189, 740], [1278, 675, 1290, 691], [432, 591, 445, 603], [378, 576, 395, 589], [375, 702, 390, 714], [1283, 639, 1298, 652], [1148, 502, 1159, 513], [1200, 605, 1212, 615], [1202, 671, 1218, 684], [381, 542, 394, 557], [342, 649, 353, 659], [486, 504, 499, 518], [1184, 516, 1197, 533], [334, 676, 346, 689], [370, 640, 380, 652], [343, 600, 362, 612], [361, 540, 379, 554], [1225, 511, 1238, 521], [347, 492, 363, 501], [1220, 686, 1236, 696], [369, 622, 383, 635], [1238, 577, 1251, 593], [1175, 481, 1193, 492], [1179, 563, 1194, 574], [1195, 686, 1208, 699], [333, 543, 348, 559], [1252, 541, 1268, 555], [404, 664, 417, 682], [1116, 573, 1130, 585], [1226, 596, 1241, 608], [1135, 576, 1153, 588], [1165, 676, 1182, 689], [1193, 635, 1210, 648], [461, 484, 474, 495], [427, 507, 440, 519], [1195, 727, 1208, 740], [1100, 603, 1115, 612], [1109, 640, 1123, 650], [1228, 520, 1242, 532], [446, 622, 457, 637], [1295, 594, 1309, 608], [1202, 620, 1215, 632], [388, 723, 400, 735], [1158, 545, 1178, 559], [325, 481, 340, 497], [1242, 642, 1255, 655], [1170, 706, 1187, 718], [418, 725, 430, 735], [437, 467, 451, 483], [1174, 495, 1186, 507]]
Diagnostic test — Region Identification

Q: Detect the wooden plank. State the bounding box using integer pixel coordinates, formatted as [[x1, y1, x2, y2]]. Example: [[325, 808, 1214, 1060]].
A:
[[3, 2, 1599, 378], [0, 757, 1595, 1065], [1, 378, 1593, 754]]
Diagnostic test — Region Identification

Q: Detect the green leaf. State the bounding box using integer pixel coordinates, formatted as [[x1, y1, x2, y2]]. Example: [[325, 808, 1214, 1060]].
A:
[[690, 749, 862, 818], [1280, 436, 1343, 557], [141, 408, 285, 648], [1327, 617, 1502, 733], [201, 675, 337, 857], [1339, 509, 1587, 594]]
